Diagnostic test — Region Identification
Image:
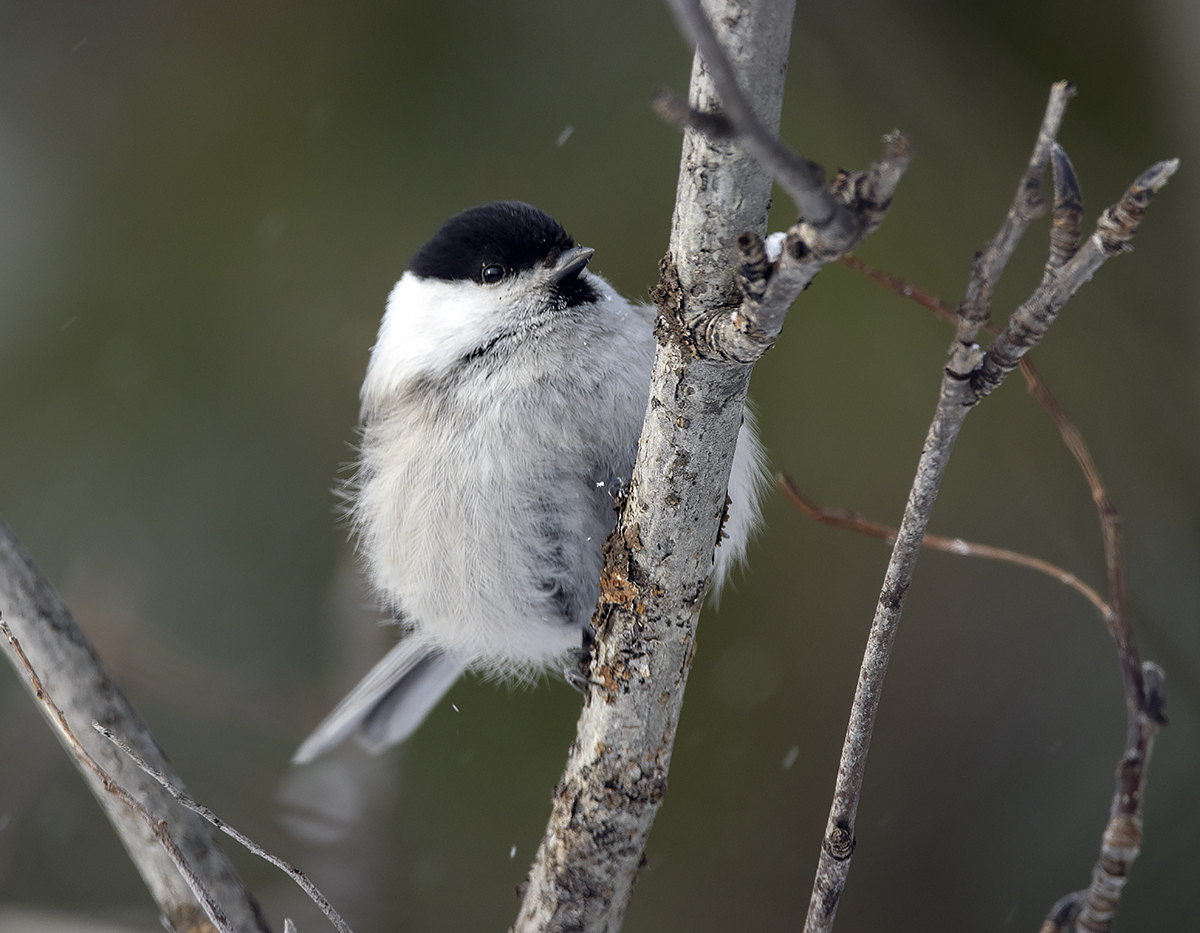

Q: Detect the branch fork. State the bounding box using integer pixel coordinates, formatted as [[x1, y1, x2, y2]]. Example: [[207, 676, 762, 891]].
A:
[[802, 80, 1176, 933], [660, 131, 914, 365]]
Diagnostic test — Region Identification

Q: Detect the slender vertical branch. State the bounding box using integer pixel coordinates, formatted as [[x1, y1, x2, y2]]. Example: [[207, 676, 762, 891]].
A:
[[804, 365, 975, 932], [1070, 661, 1166, 933], [803, 95, 1175, 932]]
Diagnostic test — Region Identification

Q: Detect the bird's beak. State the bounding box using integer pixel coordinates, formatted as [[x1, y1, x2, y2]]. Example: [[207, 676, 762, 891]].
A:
[[549, 246, 595, 283]]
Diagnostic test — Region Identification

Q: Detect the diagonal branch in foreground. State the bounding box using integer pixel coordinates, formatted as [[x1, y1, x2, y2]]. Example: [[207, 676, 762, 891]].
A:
[[1, 619, 235, 933], [94, 723, 353, 933], [802, 126, 1176, 933], [0, 516, 270, 933]]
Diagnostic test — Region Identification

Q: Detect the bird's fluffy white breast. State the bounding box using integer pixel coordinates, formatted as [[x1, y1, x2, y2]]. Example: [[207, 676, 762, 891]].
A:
[[352, 270, 658, 673], [351, 264, 766, 678]]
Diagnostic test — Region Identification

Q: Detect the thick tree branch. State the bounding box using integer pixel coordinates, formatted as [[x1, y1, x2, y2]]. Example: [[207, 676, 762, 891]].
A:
[[515, 1, 912, 928], [513, 3, 791, 928], [663, 0, 843, 231], [0, 516, 270, 933], [515, 2, 912, 927]]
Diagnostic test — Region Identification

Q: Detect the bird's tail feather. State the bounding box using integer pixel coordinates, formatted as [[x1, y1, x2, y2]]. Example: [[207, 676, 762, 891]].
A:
[[293, 639, 466, 764]]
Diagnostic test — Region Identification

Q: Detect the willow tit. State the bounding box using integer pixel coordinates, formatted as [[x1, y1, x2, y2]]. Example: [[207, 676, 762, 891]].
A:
[[293, 201, 767, 764]]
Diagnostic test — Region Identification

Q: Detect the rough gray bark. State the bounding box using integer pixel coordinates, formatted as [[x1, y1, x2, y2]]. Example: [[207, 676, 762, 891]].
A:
[[511, 2, 791, 931], [514, 1, 913, 929], [0, 516, 270, 933]]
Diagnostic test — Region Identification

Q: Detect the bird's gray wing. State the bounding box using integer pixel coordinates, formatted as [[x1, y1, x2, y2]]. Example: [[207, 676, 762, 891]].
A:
[[293, 638, 467, 764]]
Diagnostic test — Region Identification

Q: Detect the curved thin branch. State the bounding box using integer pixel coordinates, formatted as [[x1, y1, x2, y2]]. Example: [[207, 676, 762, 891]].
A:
[[777, 474, 1113, 622]]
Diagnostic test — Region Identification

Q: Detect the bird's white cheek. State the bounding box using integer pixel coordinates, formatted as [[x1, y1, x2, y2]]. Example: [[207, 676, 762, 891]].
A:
[[362, 274, 507, 401]]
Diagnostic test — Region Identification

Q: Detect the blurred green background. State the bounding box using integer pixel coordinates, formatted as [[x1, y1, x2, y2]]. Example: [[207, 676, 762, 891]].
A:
[[0, 0, 1196, 930]]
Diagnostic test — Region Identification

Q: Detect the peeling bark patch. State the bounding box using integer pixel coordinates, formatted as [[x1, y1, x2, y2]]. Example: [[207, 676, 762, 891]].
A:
[[599, 567, 638, 605], [650, 253, 698, 358], [599, 522, 644, 606], [595, 663, 629, 697]]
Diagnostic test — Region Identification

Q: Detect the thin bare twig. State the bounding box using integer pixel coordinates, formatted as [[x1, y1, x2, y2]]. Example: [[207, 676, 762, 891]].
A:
[[657, 1, 914, 366], [662, 0, 845, 231], [838, 252, 1124, 632], [1071, 660, 1166, 933], [94, 724, 354, 933], [694, 132, 913, 364], [1060, 155, 1176, 924], [776, 474, 1113, 621], [837, 164, 1172, 933], [803, 87, 1176, 932], [837, 253, 958, 325], [0, 618, 234, 933], [972, 158, 1180, 400], [957, 80, 1076, 341]]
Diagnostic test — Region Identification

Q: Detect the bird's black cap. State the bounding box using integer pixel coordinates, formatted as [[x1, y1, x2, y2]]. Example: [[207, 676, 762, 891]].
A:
[[409, 201, 578, 285]]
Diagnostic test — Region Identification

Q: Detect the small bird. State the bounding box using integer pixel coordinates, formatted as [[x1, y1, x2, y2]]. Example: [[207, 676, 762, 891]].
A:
[[293, 201, 767, 763]]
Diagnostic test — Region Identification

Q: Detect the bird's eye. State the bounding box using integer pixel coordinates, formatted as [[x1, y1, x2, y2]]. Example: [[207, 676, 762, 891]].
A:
[[481, 263, 506, 284]]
